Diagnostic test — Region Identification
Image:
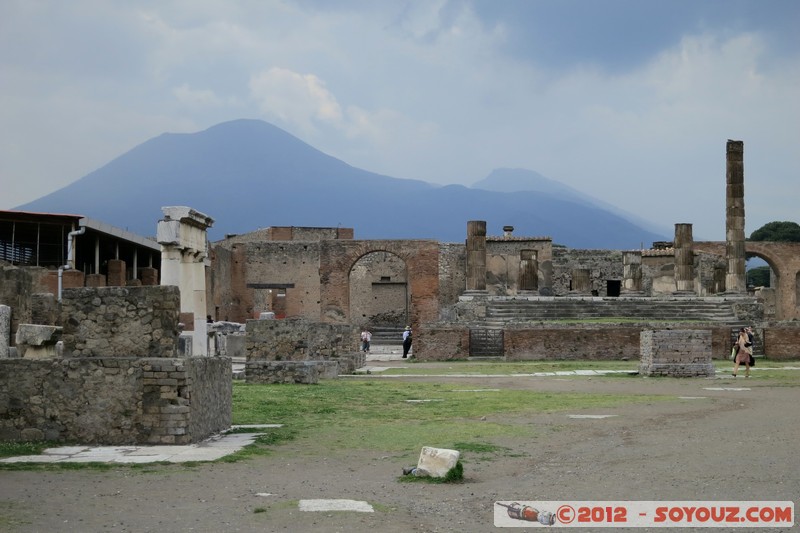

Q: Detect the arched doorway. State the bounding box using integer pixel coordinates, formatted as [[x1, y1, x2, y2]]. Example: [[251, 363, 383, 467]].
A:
[[349, 250, 409, 327]]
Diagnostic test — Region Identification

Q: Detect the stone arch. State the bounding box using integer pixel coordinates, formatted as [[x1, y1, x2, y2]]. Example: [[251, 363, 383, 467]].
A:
[[319, 240, 440, 326], [349, 249, 409, 327], [694, 241, 800, 320]]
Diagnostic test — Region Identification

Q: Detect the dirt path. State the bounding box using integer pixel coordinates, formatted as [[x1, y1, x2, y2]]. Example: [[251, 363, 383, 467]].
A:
[[1, 373, 797, 532]]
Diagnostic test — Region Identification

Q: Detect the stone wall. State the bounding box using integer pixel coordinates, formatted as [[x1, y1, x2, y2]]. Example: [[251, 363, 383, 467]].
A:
[[639, 329, 715, 377], [438, 243, 467, 311], [0, 356, 231, 444], [58, 286, 180, 357], [246, 318, 358, 361], [413, 326, 470, 361], [0, 264, 49, 341], [762, 326, 800, 360], [552, 249, 624, 295], [245, 318, 362, 382], [245, 241, 323, 321]]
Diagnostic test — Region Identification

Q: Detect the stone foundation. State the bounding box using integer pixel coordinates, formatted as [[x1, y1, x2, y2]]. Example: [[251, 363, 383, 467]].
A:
[[639, 329, 715, 377]]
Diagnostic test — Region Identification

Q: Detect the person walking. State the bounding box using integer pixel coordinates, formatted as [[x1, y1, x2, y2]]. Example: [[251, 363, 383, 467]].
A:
[[402, 326, 412, 358], [732, 327, 751, 378], [360, 328, 372, 353]]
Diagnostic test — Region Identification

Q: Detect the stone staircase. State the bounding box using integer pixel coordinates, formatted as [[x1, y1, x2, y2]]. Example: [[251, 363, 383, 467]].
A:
[[484, 297, 740, 326], [367, 326, 405, 346]]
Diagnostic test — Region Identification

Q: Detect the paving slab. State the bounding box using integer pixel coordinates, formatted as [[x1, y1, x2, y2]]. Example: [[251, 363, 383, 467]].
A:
[[298, 499, 375, 512], [0, 430, 271, 464]]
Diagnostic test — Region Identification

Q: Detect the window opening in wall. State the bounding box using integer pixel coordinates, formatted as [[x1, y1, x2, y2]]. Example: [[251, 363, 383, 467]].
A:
[[380, 276, 390, 282]]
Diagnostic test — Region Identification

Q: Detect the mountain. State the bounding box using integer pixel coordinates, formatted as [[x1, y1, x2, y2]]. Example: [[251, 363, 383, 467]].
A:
[[15, 119, 668, 248], [472, 168, 671, 237]]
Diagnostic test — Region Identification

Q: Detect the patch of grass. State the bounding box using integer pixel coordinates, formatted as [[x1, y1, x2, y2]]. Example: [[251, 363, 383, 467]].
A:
[[0, 441, 52, 458], [380, 360, 639, 376], [399, 461, 464, 483], [230, 380, 666, 459], [253, 507, 267, 514]]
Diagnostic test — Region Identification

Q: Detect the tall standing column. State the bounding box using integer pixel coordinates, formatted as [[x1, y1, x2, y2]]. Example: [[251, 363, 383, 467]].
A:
[[157, 206, 215, 356], [725, 140, 747, 293], [674, 223, 695, 294], [466, 220, 487, 292]]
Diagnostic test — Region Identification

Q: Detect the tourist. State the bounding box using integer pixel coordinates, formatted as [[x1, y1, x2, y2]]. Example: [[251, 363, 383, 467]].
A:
[[732, 327, 751, 378], [402, 326, 412, 358], [360, 328, 372, 353]]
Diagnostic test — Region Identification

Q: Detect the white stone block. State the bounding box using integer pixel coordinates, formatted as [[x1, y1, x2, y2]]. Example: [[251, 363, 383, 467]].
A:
[[416, 446, 460, 477]]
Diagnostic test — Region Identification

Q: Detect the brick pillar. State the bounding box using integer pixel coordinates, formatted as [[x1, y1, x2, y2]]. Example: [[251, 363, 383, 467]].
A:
[[518, 250, 538, 292], [466, 220, 487, 291], [140, 267, 158, 286], [85, 273, 106, 287], [674, 223, 694, 294], [725, 140, 746, 293], [107, 259, 126, 287]]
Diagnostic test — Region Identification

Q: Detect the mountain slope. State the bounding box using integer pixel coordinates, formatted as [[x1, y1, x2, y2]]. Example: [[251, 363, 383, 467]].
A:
[[16, 119, 667, 248]]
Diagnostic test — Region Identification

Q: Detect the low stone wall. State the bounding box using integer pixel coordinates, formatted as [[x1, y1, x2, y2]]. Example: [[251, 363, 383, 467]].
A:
[[639, 329, 715, 377], [246, 318, 358, 361], [762, 326, 800, 360], [414, 326, 470, 361], [246, 361, 324, 384], [0, 357, 231, 444], [59, 286, 181, 357], [505, 326, 641, 361], [246, 353, 365, 384], [415, 323, 762, 361]]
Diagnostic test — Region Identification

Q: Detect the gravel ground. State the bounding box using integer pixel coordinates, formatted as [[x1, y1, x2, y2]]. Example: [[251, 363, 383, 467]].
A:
[[0, 369, 797, 533]]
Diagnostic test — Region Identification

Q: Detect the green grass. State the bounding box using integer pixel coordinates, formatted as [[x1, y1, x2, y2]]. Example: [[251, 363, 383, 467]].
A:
[[0, 440, 52, 458], [230, 379, 665, 457], [379, 360, 640, 376], [3, 360, 797, 469]]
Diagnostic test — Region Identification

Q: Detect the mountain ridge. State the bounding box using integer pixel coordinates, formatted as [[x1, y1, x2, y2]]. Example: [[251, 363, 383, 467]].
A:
[[15, 119, 668, 248]]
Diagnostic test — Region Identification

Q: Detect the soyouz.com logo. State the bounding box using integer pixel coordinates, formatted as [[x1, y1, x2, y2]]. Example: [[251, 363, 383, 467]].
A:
[[494, 501, 794, 528]]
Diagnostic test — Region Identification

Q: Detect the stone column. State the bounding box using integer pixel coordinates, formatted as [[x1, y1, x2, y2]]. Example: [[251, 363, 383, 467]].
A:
[[157, 206, 215, 356], [0, 305, 10, 358], [571, 269, 591, 294], [622, 251, 643, 294], [725, 140, 747, 293], [674, 223, 695, 294], [518, 250, 538, 292], [465, 220, 487, 292]]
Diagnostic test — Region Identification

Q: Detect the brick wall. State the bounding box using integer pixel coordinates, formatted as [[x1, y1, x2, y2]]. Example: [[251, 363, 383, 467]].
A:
[[640, 329, 715, 377], [763, 327, 800, 360], [416, 324, 749, 361]]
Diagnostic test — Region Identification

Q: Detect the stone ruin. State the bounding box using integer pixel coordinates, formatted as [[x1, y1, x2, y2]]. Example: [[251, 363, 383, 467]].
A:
[[0, 208, 232, 445]]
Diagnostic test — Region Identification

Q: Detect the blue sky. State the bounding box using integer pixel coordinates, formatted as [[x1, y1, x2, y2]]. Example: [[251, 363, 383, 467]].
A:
[[1, 0, 798, 241]]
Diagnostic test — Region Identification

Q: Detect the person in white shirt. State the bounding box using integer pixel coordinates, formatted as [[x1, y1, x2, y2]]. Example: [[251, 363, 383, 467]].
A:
[[360, 328, 372, 353], [402, 326, 412, 358]]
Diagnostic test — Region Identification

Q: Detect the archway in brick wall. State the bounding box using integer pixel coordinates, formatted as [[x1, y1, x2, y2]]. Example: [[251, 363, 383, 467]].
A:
[[694, 241, 800, 320], [349, 250, 409, 327], [318, 240, 440, 326]]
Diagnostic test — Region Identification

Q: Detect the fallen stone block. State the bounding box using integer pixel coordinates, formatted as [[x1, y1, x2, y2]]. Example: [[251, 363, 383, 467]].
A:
[[415, 446, 460, 478]]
